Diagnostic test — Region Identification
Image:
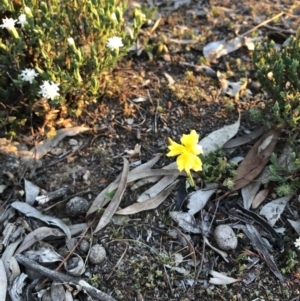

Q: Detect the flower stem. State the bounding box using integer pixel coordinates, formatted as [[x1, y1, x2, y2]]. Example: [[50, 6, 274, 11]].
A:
[[188, 174, 195, 187]]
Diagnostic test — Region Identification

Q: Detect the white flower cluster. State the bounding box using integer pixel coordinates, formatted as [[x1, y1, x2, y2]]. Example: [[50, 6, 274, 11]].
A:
[[106, 36, 123, 51], [20, 68, 39, 84], [39, 81, 60, 100], [19, 69, 60, 99], [0, 17, 17, 30], [295, 237, 300, 249], [0, 14, 27, 30]]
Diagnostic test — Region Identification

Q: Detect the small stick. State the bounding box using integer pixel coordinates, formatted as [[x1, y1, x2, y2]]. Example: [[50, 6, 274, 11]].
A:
[[241, 12, 284, 36], [14, 254, 117, 301]]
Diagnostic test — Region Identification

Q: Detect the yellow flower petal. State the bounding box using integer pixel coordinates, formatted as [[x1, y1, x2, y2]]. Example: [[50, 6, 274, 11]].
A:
[[176, 152, 202, 174], [190, 154, 202, 171], [180, 130, 199, 149], [167, 140, 185, 157], [176, 152, 190, 172], [190, 144, 203, 156]]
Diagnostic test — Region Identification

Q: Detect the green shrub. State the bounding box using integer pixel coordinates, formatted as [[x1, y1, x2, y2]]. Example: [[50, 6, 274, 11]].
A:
[[0, 0, 146, 135], [253, 29, 300, 128], [253, 29, 300, 196]]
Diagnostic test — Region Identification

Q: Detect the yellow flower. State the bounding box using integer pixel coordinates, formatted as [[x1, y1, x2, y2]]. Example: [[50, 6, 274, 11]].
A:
[[167, 130, 203, 176]]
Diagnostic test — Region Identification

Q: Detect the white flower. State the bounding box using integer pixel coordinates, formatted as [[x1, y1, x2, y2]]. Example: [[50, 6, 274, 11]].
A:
[[20, 68, 39, 84], [295, 237, 300, 249], [106, 36, 124, 51], [67, 37, 75, 46], [0, 17, 17, 30], [39, 81, 60, 100], [17, 14, 27, 28]]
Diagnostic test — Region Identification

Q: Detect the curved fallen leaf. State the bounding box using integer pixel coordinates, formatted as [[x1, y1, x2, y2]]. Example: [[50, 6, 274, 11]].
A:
[[233, 128, 280, 191], [209, 270, 240, 285], [116, 181, 178, 215], [10, 201, 71, 241], [94, 158, 129, 234], [15, 227, 64, 254], [200, 113, 240, 155]]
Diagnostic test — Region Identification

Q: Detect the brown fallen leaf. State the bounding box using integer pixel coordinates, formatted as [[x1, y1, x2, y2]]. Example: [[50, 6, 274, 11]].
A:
[[93, 158, 129, 234], [232, 128, 280, 191], [251, 188, 269, 209], [115, 181, 178, 215]]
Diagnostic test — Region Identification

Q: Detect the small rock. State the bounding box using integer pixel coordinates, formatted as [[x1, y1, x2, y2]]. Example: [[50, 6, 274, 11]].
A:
[[79, 239, 90, 254], [65, 196, 89, 217], [89, 244, 106, 265], [214, 224, 238, 251]]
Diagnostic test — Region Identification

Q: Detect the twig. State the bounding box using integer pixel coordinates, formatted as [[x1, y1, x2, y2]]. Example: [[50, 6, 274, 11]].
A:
[[106, 241, 128, 280], [241, 12, 284, 36], [14, 254, 117, 301], [163, 264, 174, 296], [54, 216, 96, 273]]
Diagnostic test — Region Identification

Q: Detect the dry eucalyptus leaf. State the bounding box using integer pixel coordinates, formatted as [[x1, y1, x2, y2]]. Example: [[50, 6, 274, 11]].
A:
[[179, 62, 217, 77], [1, 237, 22, 284], [170, 211, 200, 234], [10, 201, 71, 241], [94, 158, 129, 234], [15, 227, 64, 254], [260, 196, 292, 227], [233, 129, 280, 191], [9, 273, 27, 301], [51, 281, 65, 301], [24, 179, 40, 205], [287, 219, 300, 236], [243, 224, 284, 284], [251, 188, 269, 209], [200, 113, 240, 155], [116, 181, 177, 215], [24, 246, 63, 263], [203, 37, 261, 61], [242, 180, 262, 210], [187, 184, 217, 215], [223, 126, 265, 148], [209, 270, 240, 285], [204, 237, 228, 262], [130, 154, 166, 190], [87, 154, 166, 214], [136, 171, 178, 202], [0, 260, 7, 301]]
